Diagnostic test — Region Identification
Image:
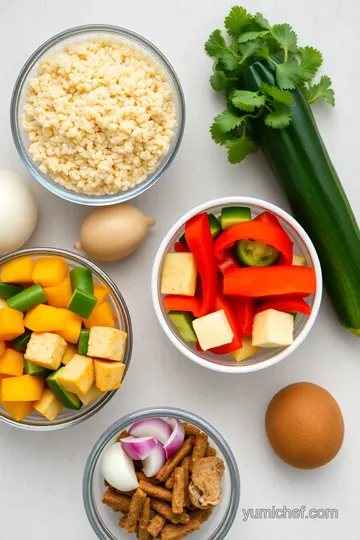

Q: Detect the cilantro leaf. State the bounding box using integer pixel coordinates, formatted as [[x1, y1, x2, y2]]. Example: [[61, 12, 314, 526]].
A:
[[210, 71, 228, 91], [272, 24, 298, 59], [238, 41, 268, 63], [224, 6, 252, 37], [212, 110, 244, 134], [225, 136, 258, 163], [232, 90, 266, 112], [238, 31, 265, 43], [254, 46, 270, 60], [276, 60, 305, 89], [210, 123, 239, 146], [220, 50, 239, 71], [298, 46, 322, 81], [264, 103, 292, 128], [305, 75, 335, 106], [205, 30, 228, 57], [254, 13, 272, 31], [260, 83, 293, 105]]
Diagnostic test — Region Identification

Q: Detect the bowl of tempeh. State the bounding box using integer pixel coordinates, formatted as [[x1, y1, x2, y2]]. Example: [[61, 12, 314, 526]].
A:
[[83, 407, 240, 540]]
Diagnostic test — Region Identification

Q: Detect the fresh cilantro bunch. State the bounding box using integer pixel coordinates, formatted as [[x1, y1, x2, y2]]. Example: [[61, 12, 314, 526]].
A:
[[206, 6, 335, 163]]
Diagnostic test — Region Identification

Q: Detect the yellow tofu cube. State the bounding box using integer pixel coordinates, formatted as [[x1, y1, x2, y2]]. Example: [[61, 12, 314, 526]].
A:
[[58, 354, 94, 396], [88, 327, 127, 361], [33, 388, 63, 421], [94, 360, 126, 392], [292, 253, 306, 266], [61, 344, 77, 366], [78, 384, 104, 405], [0, 299, 7, 309], [161, 253, 197, 296], [25, 332, 67, 370], [230, 337, 260, 362], [193, 310, 234, 351], [252, 309, 294, 348]]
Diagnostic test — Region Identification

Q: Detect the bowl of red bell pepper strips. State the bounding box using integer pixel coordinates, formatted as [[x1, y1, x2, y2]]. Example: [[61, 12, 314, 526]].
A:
[[152, 197, 322, 373]]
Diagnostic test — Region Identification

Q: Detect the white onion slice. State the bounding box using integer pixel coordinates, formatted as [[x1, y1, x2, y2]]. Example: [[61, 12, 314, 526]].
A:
[[164, 418, 185, 459], [142, 440, 166, 477], [128, 418, 172, 445], [101, 443, 139, 492], [121, 436, 157, 460]]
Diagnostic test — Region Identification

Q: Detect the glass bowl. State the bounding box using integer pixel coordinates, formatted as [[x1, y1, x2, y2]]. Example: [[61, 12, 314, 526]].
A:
[[0, 248, 133, 431], [151, 197, 322, 374], [10, 25, 185, 206], [83, 407, 240, 540]]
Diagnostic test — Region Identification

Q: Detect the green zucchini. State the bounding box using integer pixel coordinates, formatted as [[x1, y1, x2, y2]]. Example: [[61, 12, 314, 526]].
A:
[[241, 61, 360, 334]]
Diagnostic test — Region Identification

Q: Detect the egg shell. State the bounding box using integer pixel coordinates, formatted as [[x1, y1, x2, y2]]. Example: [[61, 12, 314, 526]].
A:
[[100, 442, 139, 491]]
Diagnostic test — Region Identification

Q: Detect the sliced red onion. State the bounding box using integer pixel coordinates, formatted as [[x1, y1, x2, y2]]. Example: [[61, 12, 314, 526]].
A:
[[164, 418, 185, 459], [142, 440, 166, 477], [128, 418, 172, 445], [121, 436, 157, 461]]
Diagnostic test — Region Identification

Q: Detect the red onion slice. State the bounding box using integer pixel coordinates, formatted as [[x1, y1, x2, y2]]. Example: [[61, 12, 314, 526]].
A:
[[142, 440, 166, 477], [128, 418, 172, 445], [121, 436, 157, 461], [163, 418, 185, 459]]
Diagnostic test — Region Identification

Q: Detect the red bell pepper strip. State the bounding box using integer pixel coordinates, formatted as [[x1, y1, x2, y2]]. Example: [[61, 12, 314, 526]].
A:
[[255, 297, 311, 316], [174, 242, 190, 253], [223, 266, 316, 298], [254, 211, 283, 229], [230, 297, 255, 336], [217, 250, 239, 275], [214, 221, 293, 266], [164, 295, 202, 317], [185, 213, 218, 316]]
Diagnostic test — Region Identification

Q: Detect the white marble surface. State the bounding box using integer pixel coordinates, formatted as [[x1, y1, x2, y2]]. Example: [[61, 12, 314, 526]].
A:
[[1, 1, 359, 539]]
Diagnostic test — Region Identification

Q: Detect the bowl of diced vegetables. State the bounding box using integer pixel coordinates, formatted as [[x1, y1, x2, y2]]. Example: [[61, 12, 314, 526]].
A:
[[0, 248, 132, 430], [152, 197, 322, 373]]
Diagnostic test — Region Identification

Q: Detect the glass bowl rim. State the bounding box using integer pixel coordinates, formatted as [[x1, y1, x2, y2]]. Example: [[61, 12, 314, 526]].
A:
[[151, 196, 323, 374], [10, 24, 186, 206], [0, 247, 133, 431], [82, 406, 241, 540]]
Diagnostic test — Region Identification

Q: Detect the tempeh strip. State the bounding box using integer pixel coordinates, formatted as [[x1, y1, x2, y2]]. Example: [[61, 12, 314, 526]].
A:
[[205, 444, 217, 457], [160, 520, 201, 540], [147, 514, 167, 537], [126, 489, 147, 534], [172, 467, 185, 514], [181, 457, 191, 507], [150, 499, 190, 525], [102, 490, 131, 513], [116, 430, 129, 441], [165, 470, 175, 489], [137, 471, 159, 485], [104, 480, 136, 496], [139, 480, 173, 503], [118, 515, 128, 529], [139, 498, 151, 540], [156, 438, 195, 482], [192, 432, 208, 467], [190, 508, 213, 524], [183, 423, 200, 438]]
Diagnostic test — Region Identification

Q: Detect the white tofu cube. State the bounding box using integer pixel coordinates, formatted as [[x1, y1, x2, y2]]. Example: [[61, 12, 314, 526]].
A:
[[78, 384, 104, 405], [0, 299, 7, 309], [252, 309, 294, 348], [161, 253, 197, 296], [94, 360, 126, 392], [88, 326, 127, 361], [231, 337, 260, 362], [193, 310, 234, 351], [58, 354, 94, 395], [33, 388, 63, 421], [25, 332, 67, 370], [292, 253, 306, 266]]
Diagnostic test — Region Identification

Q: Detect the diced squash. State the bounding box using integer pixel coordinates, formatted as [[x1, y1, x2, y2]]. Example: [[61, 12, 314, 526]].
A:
[[78, 384, 104, 405], [43, 277, 72, 308], [1, 400, 34, 421], [0, 341, 5, 358], [56, 309, 82, 344], [94, 284, 110, 304], [58, 354, 94, 396], [83, 301, 115, 329], [0, 307, 25, 340], [33, 388, 63, 421], [62, 343, 77, 365], [0, 349, 24, 376], [1, 257, 34, 283], [230, 337, 260, 362], [25, 332, 67, 370], [94, 360, 125, 392], [2, 375, 43, 401], [88, 327, 127, 361], [24, 305, 67, 332], [32, 256, 69, 287]]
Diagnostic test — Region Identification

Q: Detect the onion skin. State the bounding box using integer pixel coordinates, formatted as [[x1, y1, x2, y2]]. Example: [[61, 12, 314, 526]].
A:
[[121, 436, 157, 460], [74, 203, 156, 261], [129, 418, 172, 445]]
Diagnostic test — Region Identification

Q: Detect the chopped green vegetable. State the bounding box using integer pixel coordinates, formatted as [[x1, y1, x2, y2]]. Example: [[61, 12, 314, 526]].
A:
[[179, 213, 222, 243], [220, 206, 251, 229], [7, 284, 46, 313], [235, 239, 280, 266], [12, 330, 32, 353], [70, 267, 94, 295], [46, 368, 82, 410], [0, 282, 24, 299], [168, 312, 197, 343], [78, 329, 90, 355], [67, 289, 97, 319], [24, 358, 51, 377]]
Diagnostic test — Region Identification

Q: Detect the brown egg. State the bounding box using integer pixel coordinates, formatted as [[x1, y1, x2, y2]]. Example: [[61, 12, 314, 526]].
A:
[[265, 382, 344, 469]]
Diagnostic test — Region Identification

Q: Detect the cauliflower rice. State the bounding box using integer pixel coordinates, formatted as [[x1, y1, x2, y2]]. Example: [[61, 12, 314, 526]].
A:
[[22, 38, 176, 195]]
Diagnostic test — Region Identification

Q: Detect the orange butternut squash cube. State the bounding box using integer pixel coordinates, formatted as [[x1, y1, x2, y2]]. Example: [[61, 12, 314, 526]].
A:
[[24, 305, 67, 332], [0, 349, 24, 377], [83, 301, 115, 329], [43, 277, 72, 308], [1, 257, 34, 284], [1, 400, 34, 421], [94, 284, 110, 304], [56, 310, 82, 344], [0, 341, 5, 357], [33, 256, 69, 287], [2, 375, 43, 401], [0, 307, 25, 340]]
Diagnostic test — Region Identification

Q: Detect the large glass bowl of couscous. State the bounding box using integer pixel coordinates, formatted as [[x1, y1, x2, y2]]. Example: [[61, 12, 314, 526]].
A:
[[11, 25, 185, 206]]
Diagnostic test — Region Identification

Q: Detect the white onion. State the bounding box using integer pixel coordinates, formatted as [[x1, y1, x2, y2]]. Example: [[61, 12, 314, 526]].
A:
[[164, 418, 185, 459], [128, 418, 172, 445], [142, 441, 166, 478], [101, 443, 139, 492], [121, 436, 157, 460]]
